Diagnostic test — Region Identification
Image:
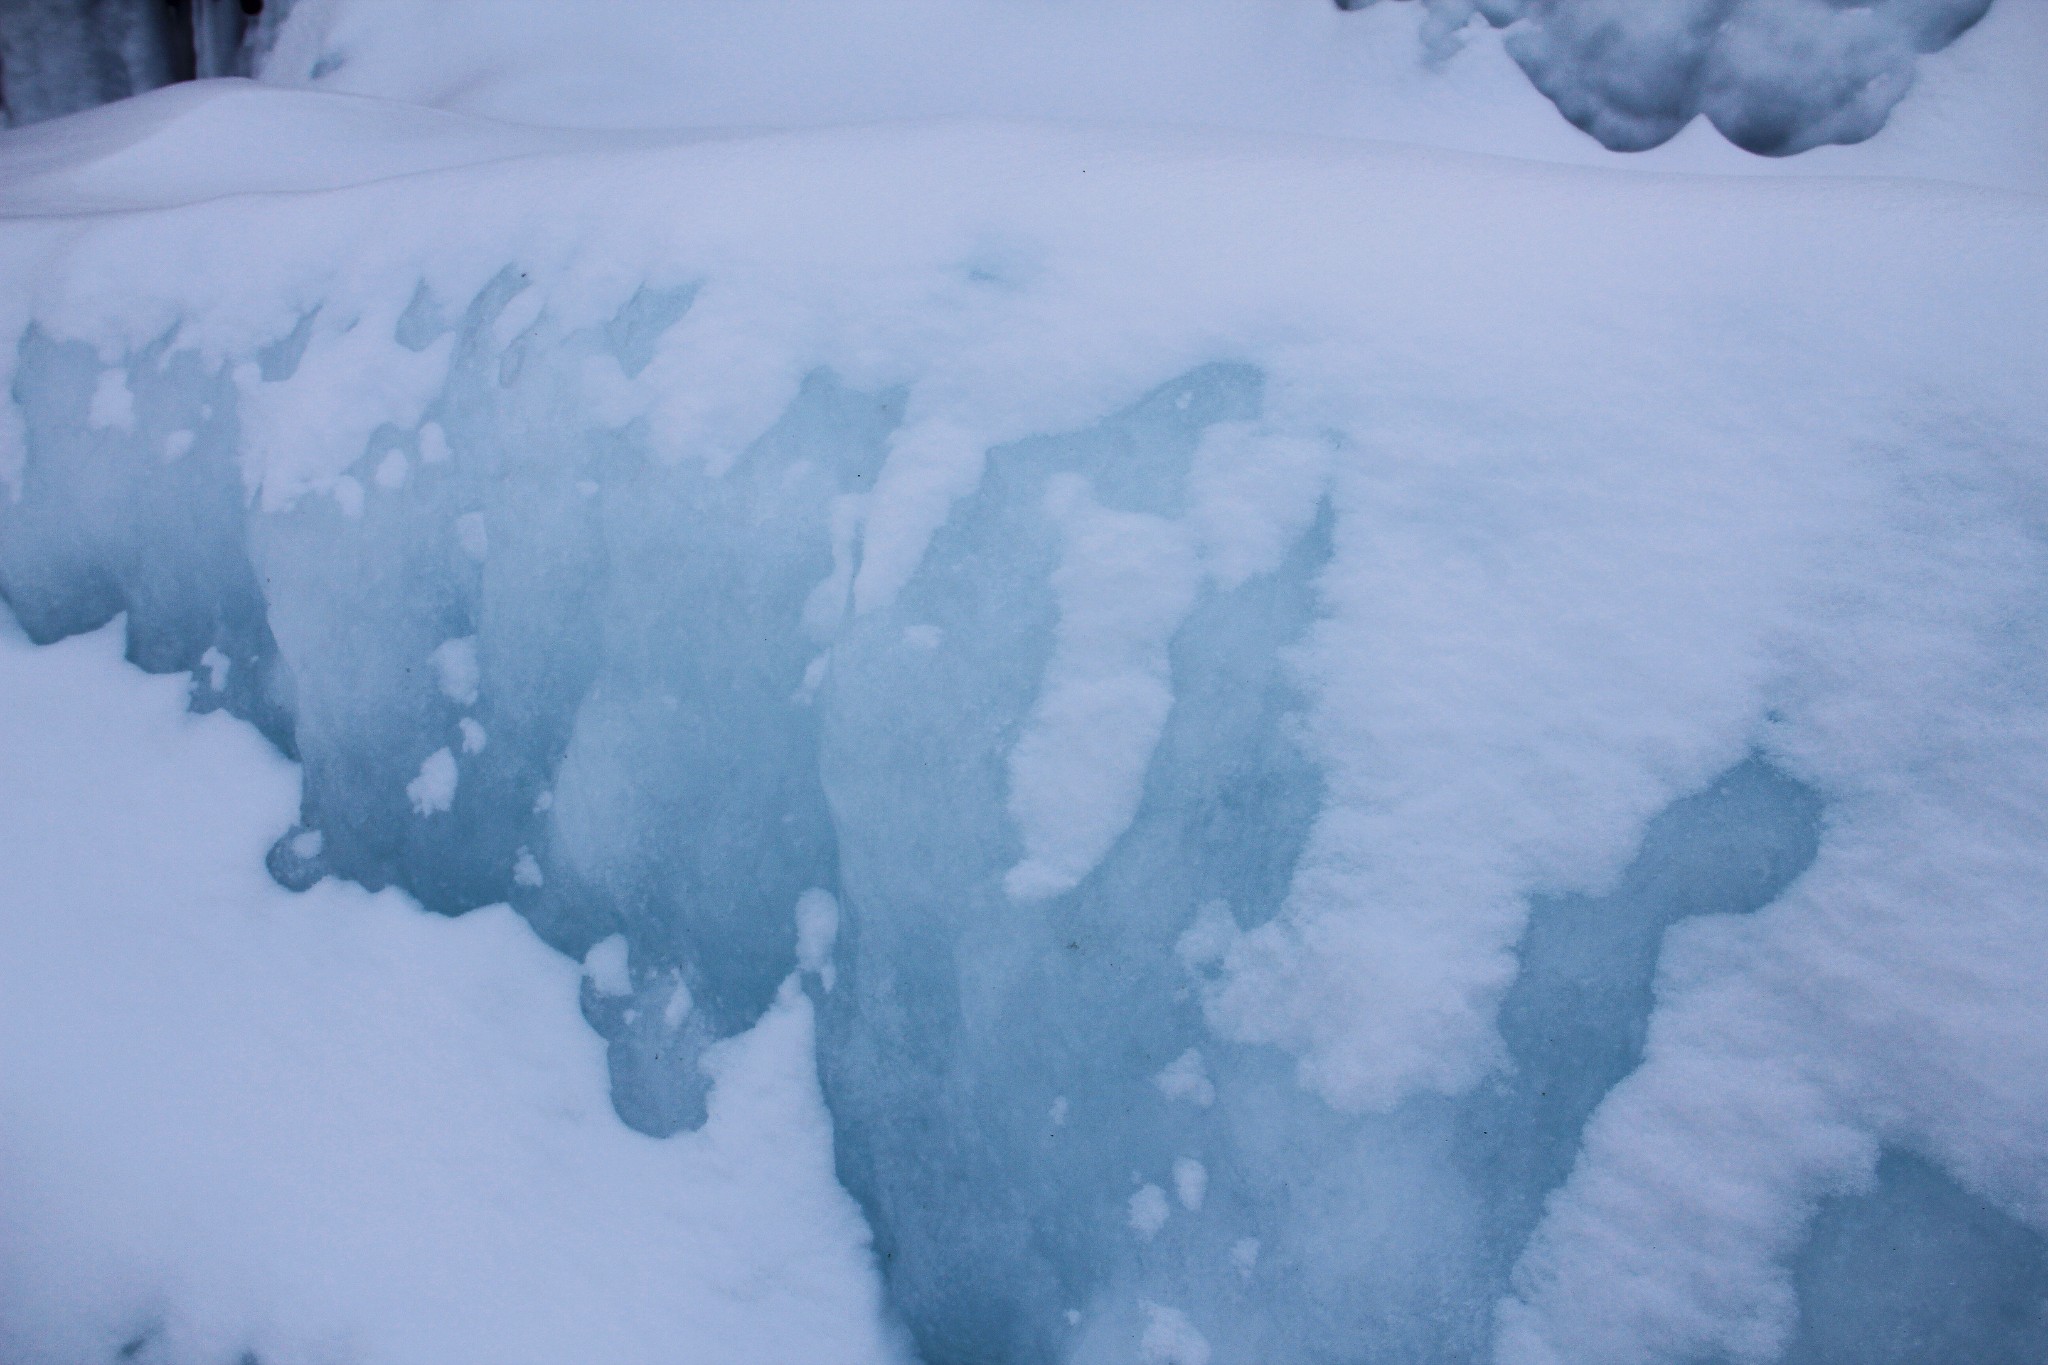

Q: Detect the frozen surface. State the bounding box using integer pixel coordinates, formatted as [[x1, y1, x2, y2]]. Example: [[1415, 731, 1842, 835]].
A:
[[1, 12, 2047, 1365], [0, 0, 296, 126], [0, 616, 898, 1365], [0, 0, 182, 126]]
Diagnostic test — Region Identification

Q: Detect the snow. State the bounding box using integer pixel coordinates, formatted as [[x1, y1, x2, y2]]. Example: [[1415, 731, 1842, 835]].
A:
[[0, 3, 2044, 1364], [1492, 0, 1996, 155], [1129, 1184, 1173, 1240], [0, 619, 897, 1365], [87, 367, 132, 429], [403, 746, 456, 816], [1154, 1048, 1217, 1109], [251, 0, 2046, 187], [429, 635, 478, 706], [581, 933, 632, 999], [795, 888, 841, 990], [1138, 1304, 1212, 1365], [1005, 478, 1201, 901]]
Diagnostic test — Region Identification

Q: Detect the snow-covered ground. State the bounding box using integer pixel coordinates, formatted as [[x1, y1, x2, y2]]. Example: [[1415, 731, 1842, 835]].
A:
[[1, 4, 2045, 1365], [251, 0, 2048, 191], [0, 615, 899, 1365]]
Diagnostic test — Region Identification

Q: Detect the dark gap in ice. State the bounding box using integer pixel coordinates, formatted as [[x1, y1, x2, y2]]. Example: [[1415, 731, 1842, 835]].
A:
[[1463, 754, 1826, 1279]]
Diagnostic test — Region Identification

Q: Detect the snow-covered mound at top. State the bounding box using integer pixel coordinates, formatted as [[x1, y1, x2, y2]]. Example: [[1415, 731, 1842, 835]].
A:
[[253, 0, 2038, 176], [0, 619, 895, 1365], [7, 0, 2043, 186], [2, 71, 2045, 1364], [1473, 0, 1997, 154]]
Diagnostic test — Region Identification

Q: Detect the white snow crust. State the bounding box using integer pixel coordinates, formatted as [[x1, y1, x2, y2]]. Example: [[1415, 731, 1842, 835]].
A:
[[0, 5, 2045, 1364], [0, 617, 897, 1365]]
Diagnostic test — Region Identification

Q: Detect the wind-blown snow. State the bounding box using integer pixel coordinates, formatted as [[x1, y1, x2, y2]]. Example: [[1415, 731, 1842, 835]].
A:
[[1, 13, 2045, 1365]]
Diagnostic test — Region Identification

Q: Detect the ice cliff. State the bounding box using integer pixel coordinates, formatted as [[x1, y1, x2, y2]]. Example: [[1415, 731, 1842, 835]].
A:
[[1, 12, 2046, 1365]]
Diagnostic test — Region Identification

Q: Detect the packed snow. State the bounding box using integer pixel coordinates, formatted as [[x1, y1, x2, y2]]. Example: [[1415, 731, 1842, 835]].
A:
[[1, 2, 2045, 1364], [0, 618, 897, 1365]]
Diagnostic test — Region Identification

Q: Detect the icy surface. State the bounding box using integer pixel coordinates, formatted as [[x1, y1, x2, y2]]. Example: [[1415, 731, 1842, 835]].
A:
[[1, 22, 2046, 1365], [0, 0, 296, 126], [0, 0, 181, 126]]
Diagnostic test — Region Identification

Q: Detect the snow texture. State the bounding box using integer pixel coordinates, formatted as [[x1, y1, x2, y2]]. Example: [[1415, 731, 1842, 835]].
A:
[[251, 0, 2025, 163], [0, 6, 2045, 1365], [1455, 0, 1997, 154], [0, 620, 897, 1365], [9, 0, 2016, 156]]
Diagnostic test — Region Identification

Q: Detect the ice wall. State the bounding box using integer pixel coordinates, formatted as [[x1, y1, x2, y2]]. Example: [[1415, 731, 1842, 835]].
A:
[[2, 89, 2046, 1365], [0, 0, 293, 125], [0, 0, 181, 126]]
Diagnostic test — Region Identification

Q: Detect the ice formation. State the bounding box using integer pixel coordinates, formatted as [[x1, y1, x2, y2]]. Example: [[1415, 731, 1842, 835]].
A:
[[2, 4, 2047, 1364], [0, 0, 288, 126]]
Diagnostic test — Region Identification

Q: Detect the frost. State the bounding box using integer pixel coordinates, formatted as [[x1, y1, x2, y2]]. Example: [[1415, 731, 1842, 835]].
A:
[[1129, 1184, 1171, 1240], [1230, 1238, 1260, 1277], [512, 848, 544, 888], [88, 369, 133, 430], [1139, 1304, 1211, 1365], [455, 511, 488, 561], [431, 636, 479, 706], [331, 474, 364, 518], [417, 421, 450, 464], [405, 747, 457, 816], [794, 889, 839, 991], [583, 934, 632, 997], [662, 973, 694, 1027], [374, 449, 408, 490], [1153, 1049, 1215, 1109]]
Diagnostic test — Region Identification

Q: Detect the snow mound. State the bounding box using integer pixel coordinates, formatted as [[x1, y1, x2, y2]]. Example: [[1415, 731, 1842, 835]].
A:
[[2, 62, 2046, 1365], [0, 620, 897, 1365]]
